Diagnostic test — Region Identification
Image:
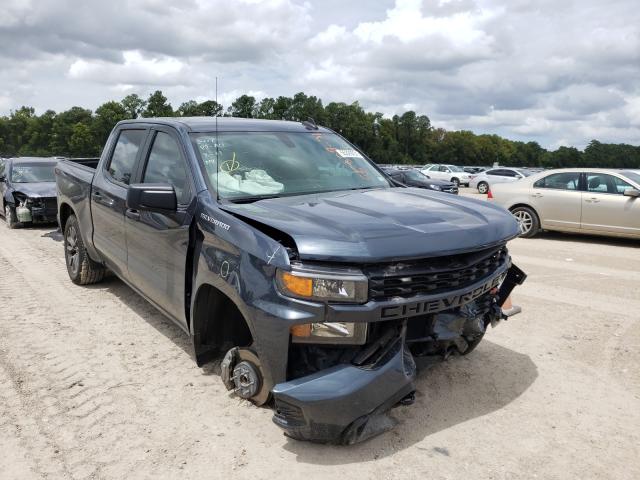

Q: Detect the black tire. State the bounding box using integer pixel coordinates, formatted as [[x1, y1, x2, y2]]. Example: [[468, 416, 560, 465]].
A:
[[4, 204, 19, 229], [450, 177, 460, 186], [510, 206, 540, 238], [64, 215, 105, 285], [477, 181, 489, 194]]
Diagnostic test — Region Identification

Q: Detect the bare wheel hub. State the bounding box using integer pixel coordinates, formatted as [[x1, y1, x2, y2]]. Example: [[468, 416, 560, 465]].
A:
[[221, 347, 271, 405], [232, 361, 261, 399]]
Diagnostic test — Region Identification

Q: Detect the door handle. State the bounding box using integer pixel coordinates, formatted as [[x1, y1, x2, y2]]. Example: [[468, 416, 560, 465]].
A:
[[125, 208, 140, 220], [590, 197, 600, 203], [92, 190, 114, 206], [531, 193, 543, 198]]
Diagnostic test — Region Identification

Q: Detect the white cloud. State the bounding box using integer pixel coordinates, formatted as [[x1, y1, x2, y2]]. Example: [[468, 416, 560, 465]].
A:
[[0, 0, 638, 149]]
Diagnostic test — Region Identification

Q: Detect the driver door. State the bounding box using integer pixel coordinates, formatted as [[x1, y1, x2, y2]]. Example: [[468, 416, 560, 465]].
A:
[[125, 127, 195, 326]]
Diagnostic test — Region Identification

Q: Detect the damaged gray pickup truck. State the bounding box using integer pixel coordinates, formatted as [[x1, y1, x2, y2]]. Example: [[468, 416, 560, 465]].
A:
[[55, 117, 526, 444]]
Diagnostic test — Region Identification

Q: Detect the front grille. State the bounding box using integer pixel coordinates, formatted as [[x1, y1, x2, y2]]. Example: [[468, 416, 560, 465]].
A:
[[366, 246, 508, 300]]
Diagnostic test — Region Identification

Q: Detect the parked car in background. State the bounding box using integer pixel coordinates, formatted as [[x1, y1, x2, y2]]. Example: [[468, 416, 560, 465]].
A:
[[491, 168, 640, 239], [464, 166, 488, 174], [0, 157, 58, 228], [469, 167, 532, 194], [420, 164, 472, 186], [385, 168, 458, 194]]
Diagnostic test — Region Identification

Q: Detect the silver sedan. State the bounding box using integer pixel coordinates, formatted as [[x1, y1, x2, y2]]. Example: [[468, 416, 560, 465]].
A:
[[490, 168, 640, 239]]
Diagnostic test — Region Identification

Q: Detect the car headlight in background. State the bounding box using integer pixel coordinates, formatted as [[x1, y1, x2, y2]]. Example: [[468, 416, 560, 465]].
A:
[[276, 265, 368, 304], [428, 184, 442, 191]]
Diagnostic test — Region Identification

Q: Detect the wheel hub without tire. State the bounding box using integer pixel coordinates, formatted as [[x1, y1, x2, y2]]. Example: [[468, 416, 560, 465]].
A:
[[221, 348, 271, 406]]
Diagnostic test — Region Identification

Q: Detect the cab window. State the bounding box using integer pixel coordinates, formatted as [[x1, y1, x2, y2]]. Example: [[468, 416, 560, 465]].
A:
[[534, 172, 580, 190], [106, 129, 146, 185], [143, 131, 191, 205]]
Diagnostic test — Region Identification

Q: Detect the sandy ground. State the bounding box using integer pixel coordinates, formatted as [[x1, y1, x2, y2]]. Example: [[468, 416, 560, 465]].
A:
[[1, 192, 639, 479]]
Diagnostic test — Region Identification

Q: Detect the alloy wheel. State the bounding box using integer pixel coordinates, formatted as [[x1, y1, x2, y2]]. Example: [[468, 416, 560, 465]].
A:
[[513, 210, 533, 235]]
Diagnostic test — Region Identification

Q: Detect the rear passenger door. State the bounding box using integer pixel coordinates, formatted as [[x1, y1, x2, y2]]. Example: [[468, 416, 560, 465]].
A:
[[92, 127, 148, 278], [125, 127, 195, 325], [531, 172, 582, 230]]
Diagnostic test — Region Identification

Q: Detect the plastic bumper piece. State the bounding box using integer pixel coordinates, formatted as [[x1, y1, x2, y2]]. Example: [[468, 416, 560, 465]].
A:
[[272, 339, 416, 444]]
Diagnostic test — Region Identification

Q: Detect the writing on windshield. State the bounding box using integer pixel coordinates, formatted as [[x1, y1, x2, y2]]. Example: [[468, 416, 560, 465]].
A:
[[192, 132, 390, 200]]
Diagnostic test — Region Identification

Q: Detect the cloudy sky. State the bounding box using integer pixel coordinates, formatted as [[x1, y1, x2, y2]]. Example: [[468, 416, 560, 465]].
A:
[[0, 0, 638, 148]]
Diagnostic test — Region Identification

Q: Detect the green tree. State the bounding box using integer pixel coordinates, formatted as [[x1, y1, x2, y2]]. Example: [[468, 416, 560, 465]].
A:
[[177, 99, 223, 116], [68, 123, 96, 156], [143, 90, 173, 117], [228, 95, 257, 118], [93, 101, 128, 147], [121, 93, 147, 119]]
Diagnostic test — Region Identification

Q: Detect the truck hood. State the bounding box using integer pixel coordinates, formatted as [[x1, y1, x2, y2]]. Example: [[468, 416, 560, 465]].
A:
[[11, 182, 57, 198], [221, 188, 520, 263]]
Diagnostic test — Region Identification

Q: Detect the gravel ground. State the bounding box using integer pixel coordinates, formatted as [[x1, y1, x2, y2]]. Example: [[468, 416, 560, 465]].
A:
[[1, 198, 639, 479]]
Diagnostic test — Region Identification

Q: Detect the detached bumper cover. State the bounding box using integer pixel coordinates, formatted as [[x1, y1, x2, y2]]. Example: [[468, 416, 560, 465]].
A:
[[271, 262, 527, 444], [272, 338, 415, 444]]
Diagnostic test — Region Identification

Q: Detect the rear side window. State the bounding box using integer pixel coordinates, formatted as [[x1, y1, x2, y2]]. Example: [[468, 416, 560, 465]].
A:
[[486, 169, 505, 176], [107, 129, 146, 185], [143, 132, 191, 204], [534, 172, 580, 190]]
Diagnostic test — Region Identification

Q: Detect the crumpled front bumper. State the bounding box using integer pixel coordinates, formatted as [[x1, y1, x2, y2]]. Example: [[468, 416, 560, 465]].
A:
[[272, 336, 416, 444], [270, 262, 527, 444]]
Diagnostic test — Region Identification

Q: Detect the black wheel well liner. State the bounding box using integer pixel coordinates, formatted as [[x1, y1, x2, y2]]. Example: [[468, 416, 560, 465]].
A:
[[191, 283, 253, 360], [58, 202, 74, 231]]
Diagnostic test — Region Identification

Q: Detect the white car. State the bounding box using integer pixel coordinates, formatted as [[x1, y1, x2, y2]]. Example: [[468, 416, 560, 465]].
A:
[[420, 164, 471, 186], [469, 167, 532, 194], [490, 168, 640, 239]]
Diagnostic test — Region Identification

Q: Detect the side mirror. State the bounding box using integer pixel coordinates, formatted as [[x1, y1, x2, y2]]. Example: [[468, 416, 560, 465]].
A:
[[0, 175, 5, 182], [623, 188, 640, 198], [126, 183, 177, 212]]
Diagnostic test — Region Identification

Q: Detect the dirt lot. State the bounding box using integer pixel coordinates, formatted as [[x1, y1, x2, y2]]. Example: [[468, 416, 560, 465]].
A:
[[1, 199, 639, 479]]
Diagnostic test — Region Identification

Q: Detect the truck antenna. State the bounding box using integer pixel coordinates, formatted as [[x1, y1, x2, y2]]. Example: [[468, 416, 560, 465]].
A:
[[215, 76, 220, 201]]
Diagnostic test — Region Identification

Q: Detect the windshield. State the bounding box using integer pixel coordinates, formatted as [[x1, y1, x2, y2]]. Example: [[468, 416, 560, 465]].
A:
[[192, 132, 391, 200], [10, 164, 56, 183], [517, 169, 532, 177], [448, 165, 463, 172], [404, 170, 428, 181], [622, 171, 640, 185]]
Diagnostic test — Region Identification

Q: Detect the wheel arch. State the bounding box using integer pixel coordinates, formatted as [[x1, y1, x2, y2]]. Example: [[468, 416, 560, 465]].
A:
[[58, 202, 75, 232], [191, 282, 253, 366]]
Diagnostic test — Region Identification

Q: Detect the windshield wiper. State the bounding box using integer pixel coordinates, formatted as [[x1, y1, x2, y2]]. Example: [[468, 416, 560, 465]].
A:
[[224, 194, 284, 204]]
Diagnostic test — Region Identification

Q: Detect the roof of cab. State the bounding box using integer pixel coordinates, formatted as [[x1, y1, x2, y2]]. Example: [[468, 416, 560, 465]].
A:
[[116, 116, 334, 134]]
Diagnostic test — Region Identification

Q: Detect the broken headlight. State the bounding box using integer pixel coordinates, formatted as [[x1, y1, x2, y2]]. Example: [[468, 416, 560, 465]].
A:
[[276, 265, 368, 304]]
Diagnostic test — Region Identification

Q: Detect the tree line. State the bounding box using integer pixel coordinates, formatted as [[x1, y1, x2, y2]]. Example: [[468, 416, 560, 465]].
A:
[[1, 90, 638, 169]]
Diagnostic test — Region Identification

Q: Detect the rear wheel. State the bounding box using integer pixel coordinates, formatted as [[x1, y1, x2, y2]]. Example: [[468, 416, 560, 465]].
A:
[[511, 206, 540, 238], [450, 177, 460, 186], [477, 181, 489, 194], [64, 215, 106, 285], [4, 205, 18, 229]]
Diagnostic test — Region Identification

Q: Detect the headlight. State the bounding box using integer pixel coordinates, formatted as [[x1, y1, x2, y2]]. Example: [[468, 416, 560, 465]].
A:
[[276, 265, 368, 304], [428, 184, 441, 191], [290, 322, 368, 345]]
